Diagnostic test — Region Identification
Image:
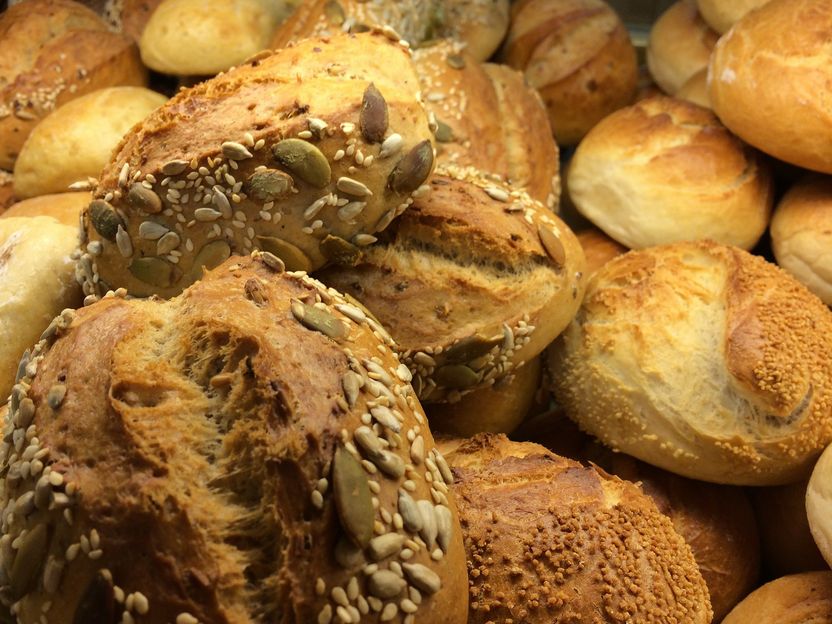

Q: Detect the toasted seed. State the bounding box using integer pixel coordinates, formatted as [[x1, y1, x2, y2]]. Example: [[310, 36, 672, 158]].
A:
[[484, 186, 509, 202], [409, 436, 424, 465], [337, 201, 366, 222], [89, 200, 124, 241], [380, 603, 398, 621], [446, 54, 466, 69], [10, 524, 47, 598], [337, 177, 373, 197], [402, 563, 441, 595], [417, 500, 437, 548], [161, 160, 188, 176], [320, 235, 360, 266], [260, 251, 285, 272], [294, 302, 347, 340], [47, 384, 66, 410], [361, 83, 388, 144], [434, 120, 454, 143], [434, 505, 452, 552], [213, 191, 232, 218], [398, 491, 422, 533], [73, 570, 115, 624], [273, 139, 331, 188], [368, 570, 405, 599], [371, 406, 400, 432], [192, 241, 231, 276], [245, 169, 293, 202], [538, 225, 565, 267], [139, 221, 169, 240], [368, 534, 404, 561], [244, 278, 267, 306], [443, 335, 501, 364], [15, 350, 29, 384], [128, 257, 174, 288], [325, 0, 346, 24], [373, 451, 405, 479], [15, 398, 35, 429], [354, 426, 383, 459], [434, 364, 479, 389], [156, 231, 181, 255], [388, 140, 433, 193], [433, 451, 453, 484], [222, 141, 252, 161], [116, 225, 133, 257], [194, 207, 222, 221], [333, 447, 374, 547], [379, 133, 404, 159], [128, 184, 162, 213], [342, 371, 361, 407], [256, 236, 312, 272]]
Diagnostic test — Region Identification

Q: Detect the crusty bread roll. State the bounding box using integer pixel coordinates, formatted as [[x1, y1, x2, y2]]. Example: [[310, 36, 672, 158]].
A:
[[771, 176, 832, 305], [501, 0, 638, 146], [80, 31, 435, 298], [548, 240, 832, 485], [0, 253, 468, 623], [318, 164, 586, 403], [0, 216, 83, 402], [696, 0, 772, 34], [807, 442, 832, 568], [441, 434, 713, 623], [1, 192, 90, 227], [576, 227, 627, 276], [0, 0, 147, 171], [647, 1, 718, 95], [677, 68, 711, 108], [13, 87, 167, 199], [567, 96, 774, 250], [0, 171, 13, 213], [722, 571, 832, 624], [709, 0, 832, 174]]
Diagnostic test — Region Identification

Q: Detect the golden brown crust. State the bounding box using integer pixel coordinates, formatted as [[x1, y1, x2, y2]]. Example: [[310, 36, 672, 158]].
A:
[[576, 227, 627, 276], [1, 192, 90, 227], [807, 442, 832, 569], [677, 68, 711, 108], [722, 571, 832, 624], [1, 254, 468, 624], [696, 0, 772, 34], [0, 171, 14, 214]]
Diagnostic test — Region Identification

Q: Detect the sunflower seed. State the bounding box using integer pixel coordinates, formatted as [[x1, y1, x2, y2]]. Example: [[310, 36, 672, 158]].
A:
[[368, 534, 404, 561], [260, 251, 285, 272], [222, 141, 252, 161], [128, 257, 174, 288], [256, 236, 312, 272], [116, 225, 133, 257], [379, 134, 404, 159], [273, 139, 331, 188], [194, 207, 222, 221], [192, 241, 231, 275], [213, 191, 232, 218], [374, 451, 405, 479], [402, 563, 441, 595], [371, 406, 400, 432], [128, 184, 162, 213], [245, 169, 293, 202], [333, 447, 374, 547], [89, 200, 124, 241], [337, 177, 373, 197], [388, 140, 433, 193], [10, 523, 47, 598], [360, 83, 388, 144], [434, 364, 479, 389], [434, 505, 452, 552], [161, 160, 188, 176], [417, 500, 437, 548], [73, 570, 115, 624], [354, 426, 383, 458], [538, 225, 565, 267], [342, 371, 361, 407], [409, 436, 424, 465], [433, 451, 453, 484], [398, 491, 422, 533], [139, 221, 169, 240], [484, 186, 509, 202], [156, 231, 181, 255], [337, 201, 366, 222], [368, 570, 405, 599]]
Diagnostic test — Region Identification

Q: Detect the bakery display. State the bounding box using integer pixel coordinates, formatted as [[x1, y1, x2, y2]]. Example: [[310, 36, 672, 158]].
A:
[[807, 442, 832, 568], [722, 571, 832, 623], [1, 192, 90, 226], [697, 0, 772, 34]]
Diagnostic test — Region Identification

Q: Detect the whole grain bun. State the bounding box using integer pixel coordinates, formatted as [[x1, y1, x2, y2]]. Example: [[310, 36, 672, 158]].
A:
[[501, 0, 638, 146], [13, 87, 167, 199], [647, 1, 718, 95], [0, 253, 468, 624], [80, 32, 435, 299], [318, 164, 586, 403], [709, 0, 832, 174], [722, 572, 832, 624], [548, 240, 832, 485], [696, 0, 772, 34], [807, 442, 832, 568], [771, 176, 832, 305], [0, 0, 147, 170], [1, 192, 90, 227], [567, 97, 774, 250], [677, 68, 710, 108], [440, 434, 712, 623], [576, 227, 627, 276]]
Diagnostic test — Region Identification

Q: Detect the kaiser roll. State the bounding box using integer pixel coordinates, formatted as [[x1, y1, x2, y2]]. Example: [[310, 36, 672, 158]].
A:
[[807, 441, 832, 568], [722, 571, 832, 624], [1, 192, 90, 227], [696, 0, 772, 34]]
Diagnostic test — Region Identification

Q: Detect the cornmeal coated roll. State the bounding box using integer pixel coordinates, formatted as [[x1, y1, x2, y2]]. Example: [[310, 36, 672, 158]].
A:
[[501, 0, 638, 146], [548, 241, 832, 485], [0, 216, 83, 402], [412, 42, 559, 210], [13, 87, 167, 199], [567, 97, 774, 250], [647, 1, 718, 95], [318, 164, 586, 403], [807, 442, 832, 568], [697, 0, 771, 34], [709, 0, 832, 174], [0, 253, 468, 624], [79, 31, 435, 299], [1, 192, 90, 227], [440, 434, 712, 624], [722, 572, 832, 624], [771, 176, 832, 305], [0, 0, 147, 171]]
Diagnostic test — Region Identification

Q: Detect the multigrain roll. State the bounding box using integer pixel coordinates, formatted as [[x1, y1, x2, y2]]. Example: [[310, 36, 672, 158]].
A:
[[677, 68, 710, 108], [13, 87, 167, 199], [441, 434, 713, 623], [722, 572, 832, 624], [807, 442, 832, 568], [79, 32, 436, 299], [0, 0, 147, 170], [697, 0, 772, 34], [501, 0, 638, 147], [709, 0, 832, 174], [0, 253, 468, 624], [567, 97, 774, 250], [646, 1, 718, 95], [576, 228, 627, 276], [548, 241, 832, 485], [1, 192, 90, 227], [318, 165, 586, 403], [771, 176, 832, 305]]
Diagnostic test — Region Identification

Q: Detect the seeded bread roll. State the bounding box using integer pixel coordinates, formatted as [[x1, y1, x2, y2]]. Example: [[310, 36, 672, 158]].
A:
[[0, 172, 13, 213], [567, 97, 774, 250], [696, 0, 772, 34], [0, 253, 468, 624], [0, 0, 147, 171], [13, 87, 167, 199], [79, 31, 436, 299], [807, 442, 832, 568], [575, 228, 627, 277], [722, 572, 832, 624], [548, 241, 832, 485], [1, 192, 90, 227], [318, 164, 586, 403], [440, 434, 712, 623], [501, 0, 638, 146], [0, 216, 83, 403]]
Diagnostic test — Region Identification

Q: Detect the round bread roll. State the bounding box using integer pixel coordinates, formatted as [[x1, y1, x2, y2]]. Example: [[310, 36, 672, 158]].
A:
[[567, 96, 774, 250], [548, 240, 832, 485], [0, 171, 13, 214], [677, 68, 710, 108], [0, 253, 468, 624], [647, 1, 718, 95], [318, 164, 586, 403], [1, 192, 90, 227], [709, 0, 832, 174], [0, 216, 83, 402], [576, 227, 627, 276], [80, 31, 435, 299], [771, 176, 832, 305], [501, 0, 638, 146], [13, 87, 167, 199], [807, 442, 832, 568], [440, 434, 713, 623], [0, 0, 147, 171], [696, 0, 772, 34], [722, 571, 832, 624]]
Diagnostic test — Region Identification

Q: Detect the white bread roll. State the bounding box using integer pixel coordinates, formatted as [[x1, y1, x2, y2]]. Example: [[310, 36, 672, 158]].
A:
[[807, 442, 832, 568], [696, 0, 771, 34], [677, 68, 710, 109]]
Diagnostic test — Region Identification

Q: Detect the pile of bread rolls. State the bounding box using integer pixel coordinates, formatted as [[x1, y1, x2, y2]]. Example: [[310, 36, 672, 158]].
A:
[[1, 0, 831, 622]]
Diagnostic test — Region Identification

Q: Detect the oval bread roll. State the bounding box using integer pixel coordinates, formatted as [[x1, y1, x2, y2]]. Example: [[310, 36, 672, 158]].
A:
[[722, 572, 832, 624]]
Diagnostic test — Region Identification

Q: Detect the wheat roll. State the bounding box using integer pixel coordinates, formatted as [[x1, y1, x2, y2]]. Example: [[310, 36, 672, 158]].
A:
[[696, 0, 772, 34], [807, 442, 832, 568], [722, 572, 832, 624], [1, 192, 90, 227]]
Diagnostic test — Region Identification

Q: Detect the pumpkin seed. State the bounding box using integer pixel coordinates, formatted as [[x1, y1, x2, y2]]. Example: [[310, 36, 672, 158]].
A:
[[320, 235, 360, 266], [192, 241, 231, 276], [388, 140, 433, 194], [128, 257, 174, 288], [256, 236, 312, 272], [334, 536, 365, 568], [443, 335, 501, 364], [273, 139, 331, 188], [294, 302, 347, 340], [10, 524, 47, 598], [333, 447, 374, 547], [446, 54, 465, 69], [402, 563, 441, 594], [367, 570, 405, 599], [73, 570, 115, 624], [538, 225, 565, 267], [324, 0, 345, 24], [161, 160, 188, 176], [434, 120, 454, 143], [433, 364, 479, 389], [398, 491, 422, 533], [245, 169, 293, 202], [360, 83, 388, 144], [89, 200, 124, 241], [368, 534, 404, 561], [127, 184, 162, 214]]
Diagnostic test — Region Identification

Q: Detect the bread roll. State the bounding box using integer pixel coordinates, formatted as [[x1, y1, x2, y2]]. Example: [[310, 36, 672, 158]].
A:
[[318, 164, 586, 403], [771, 176, 832, 305], [709, 0, 832, 174], [105, 0, 166, 42], [501, 0, 637, 147], [677, 68, 710, 108], [722, 571, 832, 624], [441, 434, 712, 623], [807, 442, 832, 568], [647, 1, 718, 95], [0, 171, 13, 213], [567, 96, 773, 250], [548, 240, 832, 485], [576, 227, 627, 276], [13, 87, 167, 199], [80, 31, 435, 299], [0, 0, 147, 170], [0, 253, 468, 624], [1, 192, 90, 227], [696, 0, 772, 34], [0, 216, 83, 402]]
